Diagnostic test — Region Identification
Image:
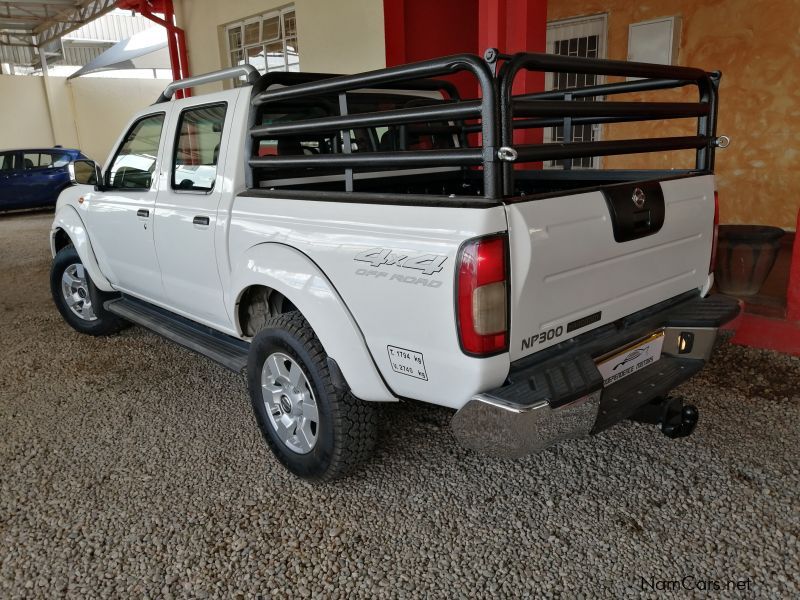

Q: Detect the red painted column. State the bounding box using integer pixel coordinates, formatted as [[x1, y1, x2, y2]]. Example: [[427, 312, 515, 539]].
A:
[[478, 0, 547, 152], [383, 0, 406, 67], [383, 0, 479, 98], [477, 0, 507, 52]]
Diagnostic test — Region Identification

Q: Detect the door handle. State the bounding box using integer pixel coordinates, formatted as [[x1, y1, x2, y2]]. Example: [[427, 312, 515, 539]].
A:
[[137, 209, 149, 218], [193, 215, 210, 226]]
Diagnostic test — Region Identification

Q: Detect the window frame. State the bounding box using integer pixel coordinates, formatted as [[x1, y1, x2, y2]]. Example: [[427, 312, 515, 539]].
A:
[[105, 112, 166, 192], [544, 13, 608, 170], [20, 151, 71, 170], [170, 101, 228, 194], [1, 151, 20, 172], [224, 6, 298, 82]]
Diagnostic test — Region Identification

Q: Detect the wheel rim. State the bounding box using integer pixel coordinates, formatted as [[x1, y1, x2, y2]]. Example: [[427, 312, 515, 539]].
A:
[[261, 352, 319, 454], [60, 263, 97, 322]]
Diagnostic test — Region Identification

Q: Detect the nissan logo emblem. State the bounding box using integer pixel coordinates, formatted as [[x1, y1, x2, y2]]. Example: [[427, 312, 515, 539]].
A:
[[632, 187, 646, 209]]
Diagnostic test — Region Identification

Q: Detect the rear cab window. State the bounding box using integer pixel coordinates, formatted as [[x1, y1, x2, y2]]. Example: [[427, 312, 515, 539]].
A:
[[172, 103, 227, 192]]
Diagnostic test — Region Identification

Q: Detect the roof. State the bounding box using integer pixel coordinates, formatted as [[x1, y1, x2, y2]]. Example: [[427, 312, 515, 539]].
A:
[[0, 0, 118, 57]]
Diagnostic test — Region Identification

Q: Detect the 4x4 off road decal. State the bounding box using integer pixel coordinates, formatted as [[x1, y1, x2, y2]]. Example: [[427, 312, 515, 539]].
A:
[[354, 248, 447, 275], [354, 248, 447, 288]]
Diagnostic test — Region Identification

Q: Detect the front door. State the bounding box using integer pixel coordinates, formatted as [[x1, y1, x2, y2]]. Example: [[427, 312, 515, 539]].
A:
[[87, 112, 167, 301], [153, 101, 231, 326]]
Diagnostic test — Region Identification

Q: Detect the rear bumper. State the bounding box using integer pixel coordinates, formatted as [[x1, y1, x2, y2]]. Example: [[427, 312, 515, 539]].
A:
[[451, 292, 740, 457]]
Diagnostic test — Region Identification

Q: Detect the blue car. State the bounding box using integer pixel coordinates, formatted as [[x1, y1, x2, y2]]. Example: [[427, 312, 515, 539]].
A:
[[0, 147, 89, 211]]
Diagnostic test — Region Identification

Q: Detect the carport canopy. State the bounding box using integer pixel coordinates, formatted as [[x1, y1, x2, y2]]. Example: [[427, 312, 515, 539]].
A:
[[0, 0, 119, 66], [67, 25, 168, 78]]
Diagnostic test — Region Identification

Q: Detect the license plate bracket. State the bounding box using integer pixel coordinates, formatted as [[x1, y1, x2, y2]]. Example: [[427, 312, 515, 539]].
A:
[[596, 331, 665, 387]]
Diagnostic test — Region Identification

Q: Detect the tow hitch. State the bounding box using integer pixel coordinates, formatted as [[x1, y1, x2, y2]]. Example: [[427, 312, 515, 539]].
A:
[[630, 396, 699, 439]]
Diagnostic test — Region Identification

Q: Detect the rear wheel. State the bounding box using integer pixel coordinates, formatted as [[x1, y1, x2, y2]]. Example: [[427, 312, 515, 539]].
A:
[[50, 246, 126, 336], [247, 311, 377, 481]]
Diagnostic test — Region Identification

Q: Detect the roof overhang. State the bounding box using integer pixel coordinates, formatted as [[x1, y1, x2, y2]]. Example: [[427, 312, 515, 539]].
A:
[[0, 0, 119, 53]]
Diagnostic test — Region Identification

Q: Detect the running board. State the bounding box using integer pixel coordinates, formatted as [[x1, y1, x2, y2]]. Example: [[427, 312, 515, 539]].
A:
[[104, 296, 249, 373]]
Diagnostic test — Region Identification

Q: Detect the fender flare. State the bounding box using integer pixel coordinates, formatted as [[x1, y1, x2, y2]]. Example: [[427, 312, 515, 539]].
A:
[[50, 204, 115, 292], [230, 242, 397, 402]]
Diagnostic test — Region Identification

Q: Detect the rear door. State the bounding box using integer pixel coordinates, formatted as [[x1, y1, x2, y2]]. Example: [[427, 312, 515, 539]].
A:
[[506, 175, 715, 361], [0, 151, 23, 209], [21, 151, 72, 206], [153, 93, 236, 327]]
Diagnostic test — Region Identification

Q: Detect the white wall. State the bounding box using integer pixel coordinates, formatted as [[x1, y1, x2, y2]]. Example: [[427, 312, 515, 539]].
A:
[[0, 74, 165, 164]]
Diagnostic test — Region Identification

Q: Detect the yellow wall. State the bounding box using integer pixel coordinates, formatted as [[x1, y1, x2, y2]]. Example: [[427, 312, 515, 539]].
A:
[[549, 0, 800, 228], [0, 75, 165, 164], [175, 0, 386, 94]]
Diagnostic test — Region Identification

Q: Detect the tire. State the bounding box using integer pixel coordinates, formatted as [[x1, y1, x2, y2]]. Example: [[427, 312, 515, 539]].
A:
[[247, 311, 377, 482], [50, 245, 127, 336]]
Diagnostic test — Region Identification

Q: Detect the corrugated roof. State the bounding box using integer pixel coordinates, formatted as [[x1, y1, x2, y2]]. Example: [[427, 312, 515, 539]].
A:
[[0, 0, 121, 66]]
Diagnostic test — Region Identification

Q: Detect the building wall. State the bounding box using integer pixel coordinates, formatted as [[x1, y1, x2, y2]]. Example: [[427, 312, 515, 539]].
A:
[[548, 0, 800, 229], [0, 75, 165, 164], [0, 76, 55, 151], [175, 0, 386, 94], [69, 77, 167, 163]]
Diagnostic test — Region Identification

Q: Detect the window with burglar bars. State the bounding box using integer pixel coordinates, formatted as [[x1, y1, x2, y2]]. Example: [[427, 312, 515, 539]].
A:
[[545, 14, 608, 168], [226, 7, 298, 83]]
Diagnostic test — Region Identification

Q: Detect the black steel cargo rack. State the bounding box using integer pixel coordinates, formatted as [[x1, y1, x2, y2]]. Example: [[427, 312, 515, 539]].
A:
[[238, 48, 725, 200]]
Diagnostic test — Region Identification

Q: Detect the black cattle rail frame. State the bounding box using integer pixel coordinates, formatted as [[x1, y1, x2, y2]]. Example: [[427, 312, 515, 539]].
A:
[[244, 48, 723, 200]]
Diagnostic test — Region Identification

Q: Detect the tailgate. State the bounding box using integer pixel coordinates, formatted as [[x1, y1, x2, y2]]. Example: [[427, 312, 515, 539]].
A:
[[506, 174, 715, 361]]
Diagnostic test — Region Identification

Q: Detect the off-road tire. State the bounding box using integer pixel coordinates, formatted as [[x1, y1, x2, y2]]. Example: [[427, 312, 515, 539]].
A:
[[247, 311, 377, 481], [50, 245, 127, 336]]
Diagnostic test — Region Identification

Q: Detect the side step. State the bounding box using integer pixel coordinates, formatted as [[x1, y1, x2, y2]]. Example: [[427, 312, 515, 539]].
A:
[[105, 296, 249, 373]]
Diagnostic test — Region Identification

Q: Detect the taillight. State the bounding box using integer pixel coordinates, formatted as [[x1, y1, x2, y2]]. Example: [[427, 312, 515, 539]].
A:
[[456, 234, 509, 355], [710, 191, 720, 274]]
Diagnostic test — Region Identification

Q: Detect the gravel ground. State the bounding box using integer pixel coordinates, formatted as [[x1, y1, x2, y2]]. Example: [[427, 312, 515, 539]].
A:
[[1, 211, 798, 598]]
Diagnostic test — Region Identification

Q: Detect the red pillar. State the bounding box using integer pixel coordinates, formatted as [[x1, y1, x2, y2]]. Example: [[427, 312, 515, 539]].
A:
[[383, 0, 479, 98], [477, 0, 507, 51], [478, 0, 547, 150], [124, 0, 191, 96], [383, 0, 406, 67]]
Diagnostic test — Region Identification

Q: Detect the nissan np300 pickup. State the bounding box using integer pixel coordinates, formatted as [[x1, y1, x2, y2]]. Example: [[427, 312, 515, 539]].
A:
[[50, 50, 739, 481]]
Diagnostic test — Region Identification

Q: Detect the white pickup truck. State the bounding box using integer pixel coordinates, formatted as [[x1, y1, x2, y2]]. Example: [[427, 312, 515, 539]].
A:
[[50, 51, 739, 481]]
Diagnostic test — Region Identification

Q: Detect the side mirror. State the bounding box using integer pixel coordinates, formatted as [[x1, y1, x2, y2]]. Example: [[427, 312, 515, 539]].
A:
[[68, 159, 100, 186]]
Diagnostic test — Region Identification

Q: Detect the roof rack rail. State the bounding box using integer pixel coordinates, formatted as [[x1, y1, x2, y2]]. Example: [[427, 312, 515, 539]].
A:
[[155, 65, 260, 103]]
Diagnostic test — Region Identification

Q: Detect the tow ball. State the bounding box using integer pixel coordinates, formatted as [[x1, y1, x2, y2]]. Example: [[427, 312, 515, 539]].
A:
[[630, 396, 699, 439]]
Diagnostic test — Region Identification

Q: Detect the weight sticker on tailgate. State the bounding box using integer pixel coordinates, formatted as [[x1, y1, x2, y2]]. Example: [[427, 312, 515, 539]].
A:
[[596, 332, 664, 387]]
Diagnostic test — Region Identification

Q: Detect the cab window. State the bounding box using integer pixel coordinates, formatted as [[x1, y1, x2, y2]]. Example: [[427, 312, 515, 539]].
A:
[[172, 103, 227, 192], [22, 152, 52, 169], [107, 114, 165, 190]]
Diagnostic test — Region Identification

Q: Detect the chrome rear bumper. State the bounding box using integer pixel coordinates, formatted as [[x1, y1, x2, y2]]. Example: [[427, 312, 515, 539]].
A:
[[451, 390, 601, 458], [450, 293, 741, 458]]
